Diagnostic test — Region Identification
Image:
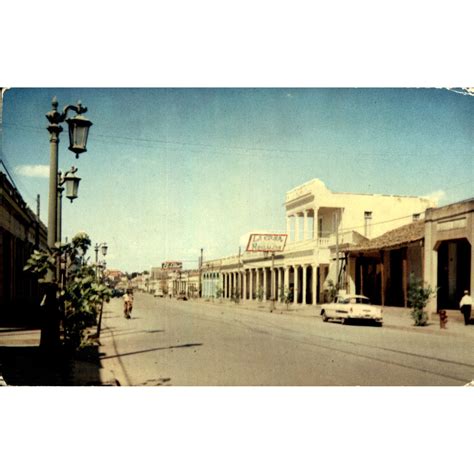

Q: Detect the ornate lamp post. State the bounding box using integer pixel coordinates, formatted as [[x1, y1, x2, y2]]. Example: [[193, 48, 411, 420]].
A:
[[57, 166, 81, 244], [95, 243, 108, 338], [94, 242, 108, 277], [46, 97, 92, 252], [42, 97, 92, 350]]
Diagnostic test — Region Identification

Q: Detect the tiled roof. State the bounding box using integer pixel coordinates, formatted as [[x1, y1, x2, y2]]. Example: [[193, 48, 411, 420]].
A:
[[347, 220, 425, 253]]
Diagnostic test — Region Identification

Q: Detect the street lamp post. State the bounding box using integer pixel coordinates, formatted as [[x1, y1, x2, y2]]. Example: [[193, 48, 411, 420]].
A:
[[95, 242, 108, 338], [94, 242, 108, 278], [57, 166, 81, 244], [42, 97, 92, 351]]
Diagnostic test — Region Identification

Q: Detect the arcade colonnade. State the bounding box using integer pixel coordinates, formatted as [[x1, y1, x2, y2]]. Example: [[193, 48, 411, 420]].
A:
[[202, 264, 319, 305]]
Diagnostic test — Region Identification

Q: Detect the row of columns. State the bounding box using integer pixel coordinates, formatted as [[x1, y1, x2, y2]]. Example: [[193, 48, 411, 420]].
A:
[[286, 209, 318, 242], [217, 264, 318, 305]]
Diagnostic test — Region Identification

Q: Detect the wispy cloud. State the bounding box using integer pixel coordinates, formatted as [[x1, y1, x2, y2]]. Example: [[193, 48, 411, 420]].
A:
[[423, 190, 446, 206], [15, 165, 49, 178]]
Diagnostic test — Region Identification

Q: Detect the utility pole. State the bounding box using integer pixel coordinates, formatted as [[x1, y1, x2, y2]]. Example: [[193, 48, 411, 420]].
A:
[[271, 251, 275, 311], [199, 248, 203, 298], [238, 246, 241, 302], [35, 194, 40, 249], [335, 211, 339, 292]]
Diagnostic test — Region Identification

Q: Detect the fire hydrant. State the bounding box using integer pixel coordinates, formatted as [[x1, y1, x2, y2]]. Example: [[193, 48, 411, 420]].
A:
[[439, 310, 448, 329]]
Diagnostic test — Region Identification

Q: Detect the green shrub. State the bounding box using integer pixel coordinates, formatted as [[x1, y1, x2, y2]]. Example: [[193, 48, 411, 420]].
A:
[[24, 232, 112, 350], [407, 274, 437, 326]]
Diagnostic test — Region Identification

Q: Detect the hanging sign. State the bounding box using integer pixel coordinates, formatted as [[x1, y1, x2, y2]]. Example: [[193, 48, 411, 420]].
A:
[[246, 233, 288, 253]]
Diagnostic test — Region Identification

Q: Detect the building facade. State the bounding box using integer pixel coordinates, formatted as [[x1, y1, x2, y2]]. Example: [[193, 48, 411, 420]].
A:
[[202, 179, 434, 306], [424, 199, 474, 314], [0, 172, 48, 321]]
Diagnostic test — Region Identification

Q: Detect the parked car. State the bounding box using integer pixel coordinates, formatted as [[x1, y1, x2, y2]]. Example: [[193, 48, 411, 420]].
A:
[[320, 294, 383, 326], [112, 288, 125, 298], [154, 289, 164, 298], [176, 292, 188, 301]]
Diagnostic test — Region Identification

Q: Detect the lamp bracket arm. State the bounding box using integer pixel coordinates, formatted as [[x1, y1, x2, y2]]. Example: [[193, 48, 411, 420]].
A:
[[62, 102, 88, 119], [46, 97, 88, 125]]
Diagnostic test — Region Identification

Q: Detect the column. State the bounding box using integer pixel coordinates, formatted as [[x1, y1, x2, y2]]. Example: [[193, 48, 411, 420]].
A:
[[312, 265, 317, 305], [263, 268, 267, 301], [256, 268, 261, 298], [284, 266, 290, 293], [303, 211, 309, 240], [276, 268, 280, 301], [243, 269, 247, 300], [313, 210, 317, 241], [249, 269, 253, 300], [272, 267, 276, 301], [302, 264, 307, 305], [295, 214, 300, 241], [294, 265, 299, 304]]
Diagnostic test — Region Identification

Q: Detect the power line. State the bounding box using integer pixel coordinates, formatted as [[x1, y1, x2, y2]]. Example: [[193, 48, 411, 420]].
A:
[[0, 158, 18, 190], [3, 121, 473, 159]]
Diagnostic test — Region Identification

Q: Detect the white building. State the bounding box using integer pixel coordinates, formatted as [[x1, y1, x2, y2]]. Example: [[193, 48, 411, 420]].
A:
[[202, 178, 434, 306]]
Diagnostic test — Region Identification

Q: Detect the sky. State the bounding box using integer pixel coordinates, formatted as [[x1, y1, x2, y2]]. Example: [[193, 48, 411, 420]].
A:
[[2, 88, 473, 272]]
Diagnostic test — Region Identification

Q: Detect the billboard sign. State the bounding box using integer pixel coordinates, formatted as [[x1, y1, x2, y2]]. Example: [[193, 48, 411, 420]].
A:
[[162, 261, 183, 271], [246, 233, 288, 253]]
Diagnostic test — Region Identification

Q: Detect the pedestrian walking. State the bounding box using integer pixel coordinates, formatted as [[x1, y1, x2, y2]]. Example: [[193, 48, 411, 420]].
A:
[[459, 290, 472, 326], [123, 289, 134, 319]]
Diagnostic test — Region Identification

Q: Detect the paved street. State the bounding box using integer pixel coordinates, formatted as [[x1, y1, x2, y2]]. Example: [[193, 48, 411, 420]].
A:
[[98, 293, 474, 386]]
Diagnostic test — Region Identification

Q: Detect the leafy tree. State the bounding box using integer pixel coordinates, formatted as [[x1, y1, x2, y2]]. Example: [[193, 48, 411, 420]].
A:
[[24, 232, 112, 351], [407, 274, 437, 326]]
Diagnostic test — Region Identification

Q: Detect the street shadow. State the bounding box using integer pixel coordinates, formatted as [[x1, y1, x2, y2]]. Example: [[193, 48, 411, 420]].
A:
[[0, 344, 103, 386], [100, 343, 203, 360], [343, 319, 383, 327]]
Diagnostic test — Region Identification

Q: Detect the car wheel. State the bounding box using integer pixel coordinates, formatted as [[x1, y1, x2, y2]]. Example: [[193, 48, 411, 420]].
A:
[[321, 311, 328, 322]]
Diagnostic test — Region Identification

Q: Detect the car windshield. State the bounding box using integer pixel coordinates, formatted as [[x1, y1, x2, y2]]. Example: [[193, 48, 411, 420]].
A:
[[341, 297, 371, 305]]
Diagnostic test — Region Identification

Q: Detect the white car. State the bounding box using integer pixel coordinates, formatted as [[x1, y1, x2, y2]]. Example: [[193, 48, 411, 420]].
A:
[[320, 294, 383, 326]]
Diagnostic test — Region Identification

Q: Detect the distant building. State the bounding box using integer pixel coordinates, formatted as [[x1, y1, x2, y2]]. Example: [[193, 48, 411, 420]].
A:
[[202, 178, 434, 305], [104, 269, 124, 284]]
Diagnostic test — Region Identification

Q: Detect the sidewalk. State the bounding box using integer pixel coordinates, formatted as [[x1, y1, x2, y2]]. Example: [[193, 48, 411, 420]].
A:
[[0, 325, 120, 386], [194, 297, 473, 337]]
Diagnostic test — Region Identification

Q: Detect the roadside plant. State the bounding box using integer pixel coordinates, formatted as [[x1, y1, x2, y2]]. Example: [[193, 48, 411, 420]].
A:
[[407, 274, 437, 326], [324, 279, 337, 302], [215, 285, 223, 301], [231, 289, 240, 304], [281, 286, 292, 310], [24, 232, 112, 350]]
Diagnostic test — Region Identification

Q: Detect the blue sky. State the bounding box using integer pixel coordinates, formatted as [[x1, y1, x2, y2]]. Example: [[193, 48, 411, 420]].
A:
[[2, 88, 473, 272]]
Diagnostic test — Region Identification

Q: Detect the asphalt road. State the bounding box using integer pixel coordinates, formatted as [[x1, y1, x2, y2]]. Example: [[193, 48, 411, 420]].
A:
[[100, 293, 474, 386]]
